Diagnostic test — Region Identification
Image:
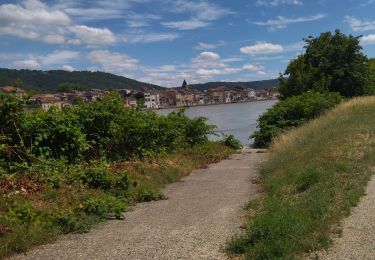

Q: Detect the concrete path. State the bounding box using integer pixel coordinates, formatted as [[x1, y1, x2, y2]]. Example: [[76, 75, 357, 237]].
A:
[[12, 148, 265, 260], [315, 176, 375, 260]]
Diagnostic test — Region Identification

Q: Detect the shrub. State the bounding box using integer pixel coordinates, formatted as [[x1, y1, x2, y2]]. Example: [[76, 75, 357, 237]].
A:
[[221, 134, 243, 150], [251, 92, 342, 147]]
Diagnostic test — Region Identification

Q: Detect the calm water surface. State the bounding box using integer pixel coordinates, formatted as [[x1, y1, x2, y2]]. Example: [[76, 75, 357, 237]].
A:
[[157, 100, 277, 146]]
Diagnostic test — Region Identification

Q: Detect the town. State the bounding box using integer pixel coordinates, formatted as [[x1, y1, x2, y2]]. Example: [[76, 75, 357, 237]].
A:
[[0, 80, 279, 111]]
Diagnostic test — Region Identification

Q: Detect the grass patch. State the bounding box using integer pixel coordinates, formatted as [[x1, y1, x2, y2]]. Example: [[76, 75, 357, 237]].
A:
[[227, 97, 375, 259], [0, 142, 233, 258]]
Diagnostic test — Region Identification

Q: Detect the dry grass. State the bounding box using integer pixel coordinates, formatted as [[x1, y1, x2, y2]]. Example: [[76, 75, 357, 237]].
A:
[[227, 96, 375, 259]]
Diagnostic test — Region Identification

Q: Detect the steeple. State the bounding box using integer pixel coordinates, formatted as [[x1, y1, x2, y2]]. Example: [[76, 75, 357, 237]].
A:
[[182, 79, 188, 89]]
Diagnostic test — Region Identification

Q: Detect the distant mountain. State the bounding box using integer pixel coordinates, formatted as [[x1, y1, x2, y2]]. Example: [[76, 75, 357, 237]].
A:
[[0, 68, 164, 92], [188, 79, 279, 92]]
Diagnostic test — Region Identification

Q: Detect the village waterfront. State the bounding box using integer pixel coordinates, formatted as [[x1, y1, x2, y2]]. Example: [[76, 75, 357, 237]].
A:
[[157, 99, 277, 146]]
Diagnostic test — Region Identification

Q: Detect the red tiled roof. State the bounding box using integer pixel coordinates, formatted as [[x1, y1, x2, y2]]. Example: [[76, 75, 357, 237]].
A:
[[1, 86, 25, 93]]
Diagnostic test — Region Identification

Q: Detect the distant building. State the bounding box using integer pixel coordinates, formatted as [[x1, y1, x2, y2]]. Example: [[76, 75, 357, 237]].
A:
[[30, 94, 63, 110], [0, 86, 25, 99]]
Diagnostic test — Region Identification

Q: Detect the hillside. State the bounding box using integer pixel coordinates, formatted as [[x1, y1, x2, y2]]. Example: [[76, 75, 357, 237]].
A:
[[188, 79, 279, 92], [0, 68, 164, 92], [227, 96, 375, 259]]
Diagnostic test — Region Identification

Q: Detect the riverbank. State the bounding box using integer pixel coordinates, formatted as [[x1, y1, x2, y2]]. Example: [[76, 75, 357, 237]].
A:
[[153, 97, 278, 111], [227, 97, 375, 259], [0, 142, 233, 258]]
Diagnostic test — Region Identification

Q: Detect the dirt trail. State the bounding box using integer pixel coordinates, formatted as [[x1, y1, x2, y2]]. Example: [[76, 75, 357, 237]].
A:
[[12, 148, 265, 260]]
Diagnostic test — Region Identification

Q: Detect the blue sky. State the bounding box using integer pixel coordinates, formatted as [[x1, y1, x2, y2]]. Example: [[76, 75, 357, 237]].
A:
[[0, 0, 374, 87]]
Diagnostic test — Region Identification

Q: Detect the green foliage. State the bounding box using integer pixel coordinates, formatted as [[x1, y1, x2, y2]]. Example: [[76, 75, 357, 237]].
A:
[[220, 134, 243, 150], [0, 94, 213, 164], [13, 78, 23, 88], [228, 97, 375, 259], [24, 108, 87, 163], [251, 92, 342, 147], [0, 92, 231, 258], [0, 93, 27, 168], [57, 82, 87, 92], [279, 30, 371, 99], [0, 141, 233, 258], [369, 58, 375, 94]]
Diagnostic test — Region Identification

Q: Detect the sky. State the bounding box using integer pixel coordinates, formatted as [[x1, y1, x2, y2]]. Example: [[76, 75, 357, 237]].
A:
[[0, 0, 374, 87]]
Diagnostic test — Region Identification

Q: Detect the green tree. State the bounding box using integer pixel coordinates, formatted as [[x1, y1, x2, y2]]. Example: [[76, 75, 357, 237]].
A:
[[57, 82, 87, 92], [13, 78, 23, 88], [279, 30, 370, 99]]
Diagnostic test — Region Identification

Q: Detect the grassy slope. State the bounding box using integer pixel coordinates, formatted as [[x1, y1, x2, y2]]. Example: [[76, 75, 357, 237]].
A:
[[227, 97, 375, 259], [0, 142, 233, 258]]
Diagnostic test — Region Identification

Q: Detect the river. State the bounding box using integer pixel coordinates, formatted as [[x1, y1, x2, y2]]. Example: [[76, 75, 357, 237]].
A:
[[156, 100, 277, 146]]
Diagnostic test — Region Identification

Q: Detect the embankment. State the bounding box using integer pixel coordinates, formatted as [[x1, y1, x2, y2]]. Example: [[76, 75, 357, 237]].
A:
[[227, 96, 375, 259]]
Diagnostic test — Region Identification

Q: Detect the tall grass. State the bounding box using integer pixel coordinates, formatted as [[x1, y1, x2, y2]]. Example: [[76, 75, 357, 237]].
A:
[[227, 97, 375, 259]]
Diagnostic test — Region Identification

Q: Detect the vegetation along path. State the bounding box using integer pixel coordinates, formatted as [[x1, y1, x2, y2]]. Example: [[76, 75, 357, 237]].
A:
[[12, 148, 265, 260]]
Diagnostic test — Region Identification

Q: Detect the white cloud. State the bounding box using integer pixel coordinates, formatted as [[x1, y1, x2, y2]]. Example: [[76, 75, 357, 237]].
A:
[[41, 50, 80, 65], [191, 52, 225, 68], [240, 42, 284, 55], [242, 64, 265, 72], [361, 34, 375, 45], [253, 14, 326, 30], [360, 0, 375, 7], [13, 59, 41, 70], [162, 19, 210, 30], [88, 50, 139, 72], [126, 13, 161, 28], [69, 25, 117, 45], [255, 0, 303, 6], [162, 0, 231, 30], [195, 41, 226, 50], [125, 33, 180, 43], [197, 67, 242, 76], [345, 16, 375, 32], [62, 65, 75, 72], [0, 0, 70, 42]]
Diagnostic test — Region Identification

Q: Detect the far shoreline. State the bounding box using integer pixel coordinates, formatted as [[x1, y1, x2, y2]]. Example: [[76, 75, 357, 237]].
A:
[[150, 97, 279, 111]]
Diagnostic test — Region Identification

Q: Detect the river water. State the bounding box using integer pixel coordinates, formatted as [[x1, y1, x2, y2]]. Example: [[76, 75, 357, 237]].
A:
[[156, 100, 277, 146]]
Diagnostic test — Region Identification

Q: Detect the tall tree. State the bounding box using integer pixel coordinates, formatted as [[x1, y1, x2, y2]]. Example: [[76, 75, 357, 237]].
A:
[[279, 30, 370, 99]]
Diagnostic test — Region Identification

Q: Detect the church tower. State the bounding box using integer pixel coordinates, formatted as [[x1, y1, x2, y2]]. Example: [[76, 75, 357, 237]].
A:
[[182, 79, 188, 90]]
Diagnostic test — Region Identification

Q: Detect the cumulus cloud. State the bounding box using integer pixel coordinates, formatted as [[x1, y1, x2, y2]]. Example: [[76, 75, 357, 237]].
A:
[[345, 16, 375, 32], [240, 42, 284, 55], [0, 0, 70, 42], [361, 34, 375, 45], [191, 52, 225, 68], [253, 14, 326, 30], [88, 50, 139, 72], [69, 25, 117, 45], [62, 65, 75, 72], [0, 0, 178, 46]]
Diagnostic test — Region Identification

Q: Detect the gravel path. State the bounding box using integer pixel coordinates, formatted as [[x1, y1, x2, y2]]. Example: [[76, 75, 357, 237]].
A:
[[315, 176, 375, 260], [12, 148, 265, 260]]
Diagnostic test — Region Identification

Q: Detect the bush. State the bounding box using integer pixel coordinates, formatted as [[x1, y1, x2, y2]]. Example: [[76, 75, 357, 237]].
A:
[[251, 92, 342, 147], [221, 134, 243, 150]]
